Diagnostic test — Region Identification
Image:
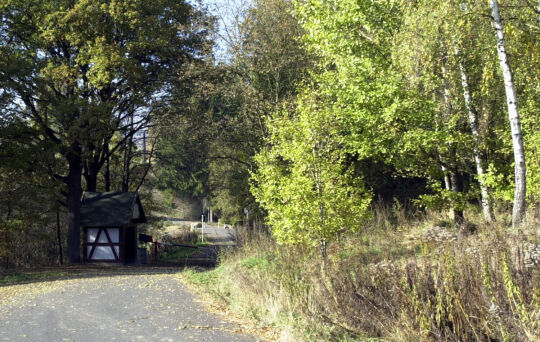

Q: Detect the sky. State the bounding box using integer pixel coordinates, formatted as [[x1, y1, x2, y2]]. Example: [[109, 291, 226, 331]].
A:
[[201, 0, 252, 62]]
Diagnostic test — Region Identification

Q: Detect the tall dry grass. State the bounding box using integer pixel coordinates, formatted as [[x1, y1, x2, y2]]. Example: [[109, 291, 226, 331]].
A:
[[185, 208, 540, 341]]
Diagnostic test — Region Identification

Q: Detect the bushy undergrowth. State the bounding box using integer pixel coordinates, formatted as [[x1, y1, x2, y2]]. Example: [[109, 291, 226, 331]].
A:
[[157, 229, 200, 262], [0, 216, 65, 268], [184, 211, 540, 341]]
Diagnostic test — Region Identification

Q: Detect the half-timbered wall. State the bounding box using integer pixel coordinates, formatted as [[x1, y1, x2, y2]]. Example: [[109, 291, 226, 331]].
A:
[[85, 228, 121, 261]]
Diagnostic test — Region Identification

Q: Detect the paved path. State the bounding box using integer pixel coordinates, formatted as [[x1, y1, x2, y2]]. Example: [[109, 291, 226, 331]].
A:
[[0, 269, 258, 342]]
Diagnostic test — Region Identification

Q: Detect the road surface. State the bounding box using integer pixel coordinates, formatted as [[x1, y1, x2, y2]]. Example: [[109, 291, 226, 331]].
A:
[[0, 268, 259, 342]]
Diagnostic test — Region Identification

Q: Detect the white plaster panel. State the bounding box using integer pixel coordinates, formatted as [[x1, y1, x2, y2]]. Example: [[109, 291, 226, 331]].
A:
[[87, 228, 99, 243], [89, 246, 116, 260]]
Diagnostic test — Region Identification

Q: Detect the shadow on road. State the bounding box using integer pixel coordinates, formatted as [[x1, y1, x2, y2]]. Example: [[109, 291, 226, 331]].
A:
[[0, 265, 190, 287]]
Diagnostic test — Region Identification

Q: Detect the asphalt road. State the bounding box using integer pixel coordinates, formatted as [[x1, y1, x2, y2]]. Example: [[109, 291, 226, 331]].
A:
[[0, 268, 258, 342]]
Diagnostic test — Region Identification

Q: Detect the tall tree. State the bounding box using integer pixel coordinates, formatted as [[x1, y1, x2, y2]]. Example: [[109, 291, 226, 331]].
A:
[[455, 47, 494, 222], [253, 0, 405, 248], [0, 0, 212, 262], [394, 0, 508, 224], [489, 0, 527, 226], [155, 0, 311, 224]]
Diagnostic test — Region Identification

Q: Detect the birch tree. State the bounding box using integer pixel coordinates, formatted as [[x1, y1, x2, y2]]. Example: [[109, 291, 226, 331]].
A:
[[489, 0, 527, 226], [455, 48, 494, 222]]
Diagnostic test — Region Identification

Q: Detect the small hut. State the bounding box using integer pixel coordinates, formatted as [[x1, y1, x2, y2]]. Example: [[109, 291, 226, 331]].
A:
[[81, 192, 147, 263]]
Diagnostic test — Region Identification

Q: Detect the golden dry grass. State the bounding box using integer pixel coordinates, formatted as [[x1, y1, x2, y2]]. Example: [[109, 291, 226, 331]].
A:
[[183, 208, 540, 341]]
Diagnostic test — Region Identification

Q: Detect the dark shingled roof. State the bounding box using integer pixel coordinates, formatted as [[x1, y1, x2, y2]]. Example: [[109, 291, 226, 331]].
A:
[[80, 192, 147, 227]]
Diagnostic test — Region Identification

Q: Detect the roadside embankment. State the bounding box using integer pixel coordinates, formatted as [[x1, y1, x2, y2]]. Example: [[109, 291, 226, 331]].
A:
[[182, 213, 540, 341]]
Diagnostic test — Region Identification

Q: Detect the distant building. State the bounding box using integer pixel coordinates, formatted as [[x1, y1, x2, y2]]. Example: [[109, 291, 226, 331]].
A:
[[81, 192, 146, 263]]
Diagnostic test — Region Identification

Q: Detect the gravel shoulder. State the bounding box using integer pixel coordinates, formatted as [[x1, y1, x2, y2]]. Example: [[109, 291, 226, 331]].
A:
[[0, 268, 259, 342]]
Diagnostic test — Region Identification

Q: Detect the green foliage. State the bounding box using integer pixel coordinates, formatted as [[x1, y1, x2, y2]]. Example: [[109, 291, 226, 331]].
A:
[[159, 247, 198, 261], [253, 0, 435, 246], [0, 0, 211, 145], [253, 104, 372, 246], [0, 0, 214, 263], [154, 0, 311, 224], [155, 120, 210, 197], [241, 253, 272, 271]]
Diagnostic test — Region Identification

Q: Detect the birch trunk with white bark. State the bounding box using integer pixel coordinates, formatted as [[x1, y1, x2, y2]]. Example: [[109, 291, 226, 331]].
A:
[[456, 49, 495, 222], [490, 0, 527, 226], [441, 164, 452, 191]]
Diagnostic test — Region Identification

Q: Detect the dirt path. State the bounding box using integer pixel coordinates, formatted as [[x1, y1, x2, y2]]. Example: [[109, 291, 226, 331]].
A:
[[0, 268, 258, 342]]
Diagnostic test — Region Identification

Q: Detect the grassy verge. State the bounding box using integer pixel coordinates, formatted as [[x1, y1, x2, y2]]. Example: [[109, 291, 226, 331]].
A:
[[159, 247, 198, 261], [182, 209, 540, 341]]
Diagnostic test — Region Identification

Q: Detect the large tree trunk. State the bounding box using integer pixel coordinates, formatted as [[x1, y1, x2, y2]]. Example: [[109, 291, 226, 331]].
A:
[[56, 209, 63, 265], [122, 115, 134, 192], [83, 161, 98, 192], [105, 143, 111, 192], [456, 51, 494, 222], [490, 0, 527, 226], [122, 138, 132, 192], [65, 144, 82, 263]]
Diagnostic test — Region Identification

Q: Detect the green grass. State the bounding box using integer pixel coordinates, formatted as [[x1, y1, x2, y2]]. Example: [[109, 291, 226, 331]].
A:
[[182, 268, 221, 286], [241, 253, 271, 270], [159, 247, 198, 261]]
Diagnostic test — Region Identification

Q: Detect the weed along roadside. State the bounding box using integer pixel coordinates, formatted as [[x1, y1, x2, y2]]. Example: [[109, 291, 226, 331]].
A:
[[180, 213, 540, 342]]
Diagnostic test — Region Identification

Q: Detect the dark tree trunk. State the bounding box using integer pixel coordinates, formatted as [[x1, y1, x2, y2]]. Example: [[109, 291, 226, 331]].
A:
[[65, 144, 82, 263], [84, 163, 99, 192], [122, 116, 134, 192], [142, 131, 147, 163], [105, 143, 111, 192], [82, 141, 99, 192], [56, 209, 63, 265], [122, 139, 132, 192], [87, 172, 97, 192], [83, 161, 98, 192]]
